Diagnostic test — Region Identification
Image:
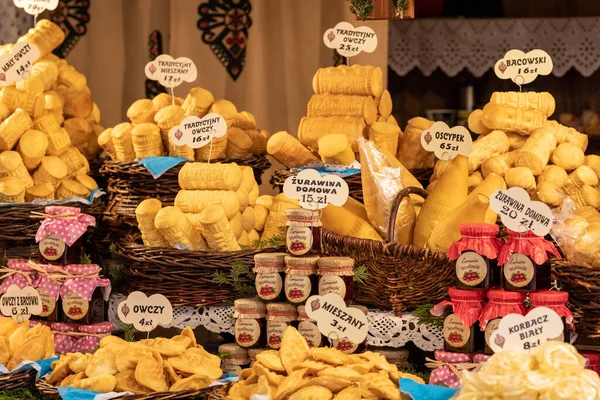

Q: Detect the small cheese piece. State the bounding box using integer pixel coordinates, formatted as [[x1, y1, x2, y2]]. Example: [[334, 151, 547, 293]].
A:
[[0, 109, 33, 151], [551, 143, 585, 171], [537, 181, 563, 207], [209, 100, 238, 127], [174, 190, 240, 219], [195, 134, 227, 161], [33, 156, 67, 188], [111, 123, 135, 162], [538, 165, 568, 188], [154, 206, 208, 250], [267, 131, 318, 168], [56, 179, 90, 199], [0, 176, 25, 202], [127, 99, 158, 125], [135, 199, 168, 247], [17, 130, 48, 170], [225, 128, 252, 160], [482, 103, 546, 135], [182, 88, 214, 117], [317, 134, 355, 166], [25, 183, 54, 202], [199, 205, 241, 251], [505, 167, 536, 193], [468, 109, 492, 135], [369, 122, 400, 154], [178, 162, 242, 191], [0, 151, 33, 188]]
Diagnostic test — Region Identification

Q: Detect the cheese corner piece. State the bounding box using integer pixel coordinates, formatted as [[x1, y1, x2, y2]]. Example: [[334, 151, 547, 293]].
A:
[[505, 167, 536, 193], [17, 20, 65, 60], [131, 123, 164, 159], [195, 134, 227, 161], [490, 91, 556, 117], [312, 65, 383, 98], [267, 131, 318, 168], [298, 116, 365, 152], [537, 181, 564, 207], [427, 193, 491, 253], [414, 155, 468, 248], [467, 130, 510, 174], [378, 90, 393, 119], [512, 127, 556, 175], [111, 122, 135, 161], [321, 204, 382, 241], [154, 206, 208, 250], [317, 134, 355, 166], [396, 117, 434, 169], [18, 130, 48, 170], [225, 127, 252, 160], [261, 194, 299, 241], [369, 122, 401, 154], [182, 87, 214, 117], [551, 143, 585, 171], [178, 162, 242, 191], [544, 120, 588, 151], [135, 199, 168, 247], [481, 103, 546, 135], [0, 109, 33, 151], [199, 204, 241, 251], [468, 109, 493, 135], [0, 176, 26, 202], [209, 99, 238, 127], [306, 94, 378, 125]]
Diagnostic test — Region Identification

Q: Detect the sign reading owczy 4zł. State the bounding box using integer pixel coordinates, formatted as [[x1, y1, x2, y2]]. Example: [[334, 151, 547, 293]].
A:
[[117, 291, 173, 332]]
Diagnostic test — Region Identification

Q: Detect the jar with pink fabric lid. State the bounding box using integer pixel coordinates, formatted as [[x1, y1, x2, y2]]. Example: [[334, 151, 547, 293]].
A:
[[35, 206, 95, 266], [529, 290, 574, 344], [448, 224, 505, 290], [52, 321, 113, 353], [498, 229, 561, 292], [60, 264, 111, 324], [31, 263, 65, 322], [479, 289, 526, 354]]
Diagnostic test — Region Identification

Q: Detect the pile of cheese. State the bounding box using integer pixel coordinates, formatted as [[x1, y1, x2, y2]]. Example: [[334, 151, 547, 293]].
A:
[[98, 88, 268, 162], [450, 91, 596, 208], [135, 162, 298, 250], [0, 20, 102, 203], [266, 64, 434, 170]]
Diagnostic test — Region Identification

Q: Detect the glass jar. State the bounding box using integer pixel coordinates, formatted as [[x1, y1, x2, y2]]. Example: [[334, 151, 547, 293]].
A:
[[32, 263, 63, 322], [266, 303, 297, 349], [529, 290, 574, 344], [218, 343, 250, 376], [248, 348, 269, 367], [448, 224, 504, 290], [254, 253, 287, 301], [479, 290, 526, 355], [581, 352, 600, 376], [61, 265, 110, 324], [297, 305, 324, 348], [331, 305, 368, 354], [234, 299, 267, 349], [498, 229, 561, 292], [317, 257, 354, 303], [36, 206, 95, 266], [376, 348, 410, 368], [433, 287, 486, 354], [284, 255, 319, 304], [285, 209, 322, 256]]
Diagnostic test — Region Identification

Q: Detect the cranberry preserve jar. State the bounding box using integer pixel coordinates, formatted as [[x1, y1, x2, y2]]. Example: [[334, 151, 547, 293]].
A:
[[284, 256, 319, 304], [498, 230, 561, 292], [529, 290, 574, 343], [266, 302, 297, 350], [479, 290, 526, 354], [32, 263, 64, 322], [254, 253, 286, 301], [448, 224, 504, 290], [317, 257, 354, 303], [61, 264, 111, 324], [218, 343, 250, 376], [285, 209, 322, 256], [234, 299, 267, 349], [331, 305, 368, 354], [297, 305, 323, 349]]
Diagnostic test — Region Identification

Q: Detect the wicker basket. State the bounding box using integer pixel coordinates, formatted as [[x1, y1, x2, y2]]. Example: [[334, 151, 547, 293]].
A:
[[323, 187, 454, 314], [115, 234, 284, 307], [0, 366, 37, 393], [36, 379, 229, 400], [270, 168, 433, 203]]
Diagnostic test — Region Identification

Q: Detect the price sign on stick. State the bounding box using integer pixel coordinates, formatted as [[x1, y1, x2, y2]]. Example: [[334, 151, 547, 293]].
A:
[[0, 42, 40, 87], [117, 291, 173, 332], [323, 22, 378, 58], [494, 49, 553, 87], [283, 169, 349, 210], [14, 0, 58, 15], [305, 293, 368, 344], [490, 187, 553, 236], [0, 285, 42, 322], [421, 121, 473, 160], [171, 113, 227, 149], [145, 54, 197, 89]]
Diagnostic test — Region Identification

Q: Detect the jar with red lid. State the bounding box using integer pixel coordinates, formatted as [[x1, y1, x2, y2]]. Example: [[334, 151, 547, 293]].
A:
[[432, 287, 486, 354], [479, 290, 526, 354], [266, 303, 297, 349], [529, 290, 574, 344], [331, 305, 368, 354], [498, 229, 561, 292], [581, 352, 600, 376], [234, 299, 267, 349], [317, 257, 354, 303], [286, 209, 322, 256], [254, 253, 286, 301], [297, 305, 323, 349], [448, 224, 504, 290], [284, 256, 319, 304]]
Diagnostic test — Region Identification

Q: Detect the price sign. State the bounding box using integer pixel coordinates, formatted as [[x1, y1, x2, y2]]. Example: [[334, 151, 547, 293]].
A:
[[283, 169, 349, 210], [171, 113, 227, 149], [0, 42, 40, 87], [0, 285, 42, 322], [494, 49, 553, 86], [13, 0, 58, 15], [489, 307, 563, 353], [490, 187, 553, 236], [305, 293, 368, 344], [421, 121, 473, 160], [144, 54, 197, 89], [323, 22, 378, 58], [117, 291, 173, 332]]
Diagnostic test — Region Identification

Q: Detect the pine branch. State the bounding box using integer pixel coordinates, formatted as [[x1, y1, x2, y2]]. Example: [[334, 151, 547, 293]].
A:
[[348, 0, 373, 21], [0, 389, 36, 400], [353, 265, 370, 285], [392, 0, 410, 17], [80, 252, 92, 264], [213, 270, 231, 285], [412, 303, 445, 328]]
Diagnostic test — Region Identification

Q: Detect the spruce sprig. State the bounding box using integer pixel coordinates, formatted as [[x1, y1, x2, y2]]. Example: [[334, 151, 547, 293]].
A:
[[412, 303, 445, 328], [353, 265, 370, 285], [392, 0, 410, 18], [348, 0, 374, 21]]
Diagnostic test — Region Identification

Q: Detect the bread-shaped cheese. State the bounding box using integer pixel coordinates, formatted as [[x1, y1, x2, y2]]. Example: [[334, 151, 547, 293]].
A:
[[482, 103, 546, 135], [490, 91, 556, 117], [537, 181, 563, 207], [75, 175, 98, 192], [253, 204, 269, 231], [256, 195, 273, 209], [505, 167, 536, 193], [131, 123, 164, 159], [551, 143, 585, 171], [154, 206, 207, 250], [17, 130, 48, 170], [235, 186, 249, 213], [318, 134, 355, 166], [111, 122, 135, 161], [58, 146, 87, 178], [312, 65, 383, 97], [152, 93, 181, 109], [585, 155, 600, 178], [468, 171, 483, 191], [468, 129, 510, 174], [0, 176, 26, 202], [25, 183, 54, 202], [298, 116, 365, 152], [564, 166, 599, 195], [248, 183, 259, 207], [175, 190, 240, 219], [369, 122, 400, 154], [261, 194, 300, 241], [242, 207, 255, 232], [16, 60, 58, 95], [209, 99, 238, 127], [267, 131, 318, 168], [396, 117, 434, 169], [182, 88, 214, 118], [179, 162, 242, 191], [248, 229, 260, 244], [232, 111, 256, 130], [33, 156, 67, 188], [574, 185, 600, 208], [506, 131, 527, 150], [245, 129, 267, 155], [168, 135, 194, 160], [199, 205, 241, 251], [127, 99, 157, 125], [57, 179, 90, 199], [0, 87, 45, 117], [194, 134, 227, 161], [17, 20, 65, 60], [480, 152, 514, 178], [468, 109, 492, 135], [468, 173, 507, 224], [154, 105, 185, 144], [240, 166, 256, 193], [63, 117, 91, 149], [544, 121, 588, 151], [0, 109, 33, 151], [44, 126, 71, 156], [0, 151, 33, 188], [135, 199, 168, 247], [307, 94, 377, 125], [64, 90, 93, 118], [225, 127, 252, 160], [513, 127, 556, 175]]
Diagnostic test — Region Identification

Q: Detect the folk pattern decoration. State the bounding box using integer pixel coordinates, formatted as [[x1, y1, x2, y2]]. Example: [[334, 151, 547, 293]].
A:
[[145, 30, 166, 99], [50, 0, 90, 58]]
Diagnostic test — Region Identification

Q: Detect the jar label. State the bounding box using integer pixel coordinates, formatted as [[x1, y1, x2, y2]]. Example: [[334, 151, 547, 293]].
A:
[[285, 275, 311, 303], [62, 292, 88, 320], [504, 253, 534, 288], [456, 252, 487, 286], [256, 273, 282, 301], [222, 364, 242, 376], [37, 289, 55, 317], [235, 318, 261, 348], [318, 275, 346, 298], [39, 233, 65, 261], [485, 318, 501, 349], [267, 321, 288, 349], [298, 320, 322, 348], [332, 337, 358, 354], [443, 314, 470, 348], [287, 226, 313, 256]]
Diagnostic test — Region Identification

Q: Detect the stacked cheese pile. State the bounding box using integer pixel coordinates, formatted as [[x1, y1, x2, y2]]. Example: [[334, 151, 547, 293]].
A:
[[446, 91, 595, 208], [99, 88, 268, 162], [0, 20, 102, 203], [559, 110, 600, 136], [135, 162, 298, 250], [266, 64, 434, 169]]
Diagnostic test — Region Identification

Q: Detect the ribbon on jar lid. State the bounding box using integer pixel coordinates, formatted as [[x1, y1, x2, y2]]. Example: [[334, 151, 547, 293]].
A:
[[33, 206, 96, 246]]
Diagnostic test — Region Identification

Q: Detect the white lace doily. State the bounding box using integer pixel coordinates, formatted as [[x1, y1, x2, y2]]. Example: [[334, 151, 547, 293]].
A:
[[389, 17, 600, 78], [109, 295, 443, 350]]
